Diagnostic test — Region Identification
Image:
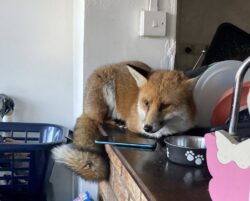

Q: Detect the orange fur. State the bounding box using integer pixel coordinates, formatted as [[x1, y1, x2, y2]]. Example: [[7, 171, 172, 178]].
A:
[[52, 61, 197, 181]]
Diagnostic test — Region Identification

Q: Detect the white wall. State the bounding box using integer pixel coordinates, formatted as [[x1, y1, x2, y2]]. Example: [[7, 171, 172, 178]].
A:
[[0, 0, 74, 129], [0, 1, 74, 201], [73, 0, 84, 120], [83, 0, 177, 84]]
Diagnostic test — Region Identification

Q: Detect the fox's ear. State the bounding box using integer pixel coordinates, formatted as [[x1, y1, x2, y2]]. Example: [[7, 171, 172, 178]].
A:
[[127, 65, 148, 87], [185, 76, 199, 91]]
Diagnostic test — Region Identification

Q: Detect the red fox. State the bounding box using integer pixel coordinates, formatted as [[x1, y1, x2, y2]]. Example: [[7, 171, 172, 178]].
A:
[[52, 61, 197, 181]]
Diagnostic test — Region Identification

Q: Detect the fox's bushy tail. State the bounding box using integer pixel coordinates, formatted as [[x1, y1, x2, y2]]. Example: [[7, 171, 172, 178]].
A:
[[52, 114, 109, 181]]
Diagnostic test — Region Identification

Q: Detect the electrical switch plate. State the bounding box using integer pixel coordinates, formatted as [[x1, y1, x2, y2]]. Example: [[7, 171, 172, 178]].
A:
[[139, 10, 167, 37]]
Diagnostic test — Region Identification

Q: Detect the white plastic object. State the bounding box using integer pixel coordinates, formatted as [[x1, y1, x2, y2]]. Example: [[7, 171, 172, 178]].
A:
[[215, 130, 250, 169], [139, 10, 167, 37], [193, 60, 250, 127], [247, 88, 250, 115], [149, 0, 158, 11]]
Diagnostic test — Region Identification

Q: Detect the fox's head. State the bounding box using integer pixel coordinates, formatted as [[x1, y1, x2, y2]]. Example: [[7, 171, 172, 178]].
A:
[[128, 66, 197, 137]]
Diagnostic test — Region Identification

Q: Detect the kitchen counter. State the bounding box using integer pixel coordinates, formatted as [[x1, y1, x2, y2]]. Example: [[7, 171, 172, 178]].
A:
[[99, 130, 212, 201]]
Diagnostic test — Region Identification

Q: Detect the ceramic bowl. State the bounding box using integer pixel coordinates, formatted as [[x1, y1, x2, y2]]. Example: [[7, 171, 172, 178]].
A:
[[164, 136, 207, 167]]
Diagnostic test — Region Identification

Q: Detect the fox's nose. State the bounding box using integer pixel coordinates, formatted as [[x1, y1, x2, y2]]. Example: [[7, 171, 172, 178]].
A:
[[144, 124, 153, 132]]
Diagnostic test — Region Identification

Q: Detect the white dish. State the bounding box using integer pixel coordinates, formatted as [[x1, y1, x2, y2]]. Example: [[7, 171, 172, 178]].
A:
[[193, 60, 247, 127]]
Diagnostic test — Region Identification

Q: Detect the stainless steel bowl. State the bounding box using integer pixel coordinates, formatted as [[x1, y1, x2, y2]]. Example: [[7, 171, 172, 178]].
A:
[[164, 136, 207, 167]]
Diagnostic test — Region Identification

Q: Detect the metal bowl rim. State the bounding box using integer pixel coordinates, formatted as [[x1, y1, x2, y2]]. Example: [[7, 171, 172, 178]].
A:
[[164, 135, 206, 150]]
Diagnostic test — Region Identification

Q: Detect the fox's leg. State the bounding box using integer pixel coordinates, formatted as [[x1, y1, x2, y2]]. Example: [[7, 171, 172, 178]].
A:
[[53, 75, 112, 180], [73, 114, 105, 152], [73, 70, 117, 150], [73, 69, 113, 148], [83, 70, 110, 123]]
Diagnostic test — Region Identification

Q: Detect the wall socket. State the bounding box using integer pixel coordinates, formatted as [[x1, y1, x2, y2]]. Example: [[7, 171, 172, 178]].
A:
[[139, 10, 167, 37]]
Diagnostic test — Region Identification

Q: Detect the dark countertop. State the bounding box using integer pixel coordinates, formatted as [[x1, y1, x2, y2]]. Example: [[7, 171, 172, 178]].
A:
[[105, 126, 212, 201]]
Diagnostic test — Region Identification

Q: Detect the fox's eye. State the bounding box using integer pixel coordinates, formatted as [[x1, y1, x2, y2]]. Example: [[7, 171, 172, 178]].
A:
[[144, 100, 150, 107], [159, 103, 171, 111]]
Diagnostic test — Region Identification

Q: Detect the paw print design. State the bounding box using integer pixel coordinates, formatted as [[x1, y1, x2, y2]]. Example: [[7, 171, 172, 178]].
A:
[[195, 154, 204, 165], [185, 150, 195, 161], [166, 147, 170, 158]]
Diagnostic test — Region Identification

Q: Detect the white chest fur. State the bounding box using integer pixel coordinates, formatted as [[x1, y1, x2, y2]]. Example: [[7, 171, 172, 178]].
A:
[[102, 80, 121, 120]]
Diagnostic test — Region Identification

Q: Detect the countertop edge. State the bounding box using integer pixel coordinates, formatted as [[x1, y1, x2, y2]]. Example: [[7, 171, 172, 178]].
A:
[[106, 145, 157, 201]]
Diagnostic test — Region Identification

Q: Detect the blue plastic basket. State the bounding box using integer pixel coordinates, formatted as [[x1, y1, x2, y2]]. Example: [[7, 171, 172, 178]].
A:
[[0, 122, 69, 199]]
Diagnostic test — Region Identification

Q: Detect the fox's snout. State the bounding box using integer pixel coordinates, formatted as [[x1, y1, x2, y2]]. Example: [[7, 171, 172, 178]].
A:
[[143, 122, 163, 133], [143, 124, 153, 132], [139, 106, 165, 133], [137, 98, 169, 134]]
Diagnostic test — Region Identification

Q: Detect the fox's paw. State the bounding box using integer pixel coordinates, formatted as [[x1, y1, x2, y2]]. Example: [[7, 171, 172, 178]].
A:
[[52, 144, 109, 181]]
